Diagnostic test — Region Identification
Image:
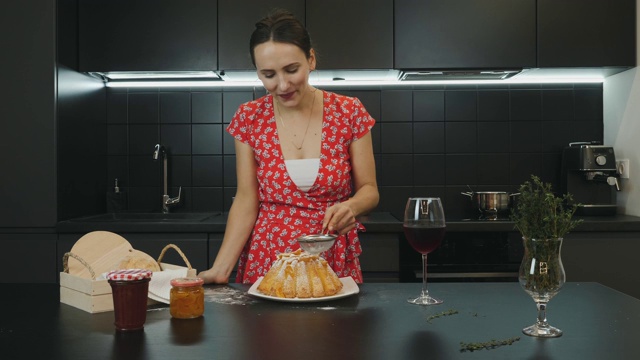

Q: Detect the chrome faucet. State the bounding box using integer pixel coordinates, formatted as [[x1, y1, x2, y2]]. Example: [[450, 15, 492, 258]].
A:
[[153, 144, 181, 213]]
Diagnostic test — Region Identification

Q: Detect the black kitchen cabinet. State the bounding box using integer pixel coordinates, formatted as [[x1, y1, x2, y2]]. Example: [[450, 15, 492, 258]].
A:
[[394, 0, 536, 69], [563, 232, 640, 300], [218, 0, 392, 71], [79, 0, 218, 72], [218, 0, 305, 71], [359, 233, 400, 282], [537, 0, 636, 67], [306, 0, 393, 69], [1, 234, 57, 283], [0, 0, 57, 227]]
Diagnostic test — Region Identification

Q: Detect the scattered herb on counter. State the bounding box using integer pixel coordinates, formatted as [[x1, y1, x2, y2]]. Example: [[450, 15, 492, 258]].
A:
[[427, 309, 459, 323], [459, 337, 521, 352]]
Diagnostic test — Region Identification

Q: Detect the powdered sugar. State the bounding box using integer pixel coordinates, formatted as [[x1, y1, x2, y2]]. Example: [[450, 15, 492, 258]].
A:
[[204, 286, 257, 305]]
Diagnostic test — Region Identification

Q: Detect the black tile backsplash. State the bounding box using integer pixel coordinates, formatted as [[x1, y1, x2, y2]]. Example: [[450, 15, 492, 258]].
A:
[[445, 122, 477, 153], [378, 154, 413, 186], [413, 154, 445, 185], [128, 124, 158, 155], [445, 91, 477, 121], [510, 89, 542, 121], [160, 92, 190, 123], [381, 90, 412, 122], [104, 83, 603, 219], [380, 123, 412, 153], [192, 124, 223, 155], [478, 90, 509, 121], [575, 88, 604, 120], [510, 121, 543, 152], [192, 156, 223, 187], [192, 92, 223, 123], [107, 124, 127, 155], [107, 92, 127, 124], [128, 93, 158, 123], [160, 124, 191, 155], [413, 122, 445, 153], [477, 122, 510, 153], [477, 153, 510, 185], [413, 90, 444, 121], [445, 154, 478, 186], [542, 90, 574, 121], [170, 155, 192, 187]]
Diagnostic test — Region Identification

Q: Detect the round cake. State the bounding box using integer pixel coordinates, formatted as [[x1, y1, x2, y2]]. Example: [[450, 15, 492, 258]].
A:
[[257, 249, 343, 298]]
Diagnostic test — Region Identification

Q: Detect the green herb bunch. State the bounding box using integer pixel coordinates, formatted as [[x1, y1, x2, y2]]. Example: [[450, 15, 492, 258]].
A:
[[510, 175, 582, 240]]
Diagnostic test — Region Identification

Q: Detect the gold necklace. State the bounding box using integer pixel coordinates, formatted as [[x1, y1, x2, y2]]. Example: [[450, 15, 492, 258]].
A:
[[276, 89, 317, 150]]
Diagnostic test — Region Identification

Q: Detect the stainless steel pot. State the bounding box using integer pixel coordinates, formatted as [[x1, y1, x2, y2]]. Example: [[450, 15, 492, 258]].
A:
[[461, 191, 520, 218]]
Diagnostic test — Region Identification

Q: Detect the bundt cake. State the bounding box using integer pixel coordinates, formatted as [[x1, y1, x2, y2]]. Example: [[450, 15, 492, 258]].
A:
[[257, 249, 344, 298]]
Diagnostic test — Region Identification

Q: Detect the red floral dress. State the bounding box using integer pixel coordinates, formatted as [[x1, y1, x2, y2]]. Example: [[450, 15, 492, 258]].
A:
[[227, 91, 375, 284]]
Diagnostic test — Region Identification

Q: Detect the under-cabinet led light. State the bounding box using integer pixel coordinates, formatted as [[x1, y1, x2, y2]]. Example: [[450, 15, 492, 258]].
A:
[[102, 68, 607, 88]]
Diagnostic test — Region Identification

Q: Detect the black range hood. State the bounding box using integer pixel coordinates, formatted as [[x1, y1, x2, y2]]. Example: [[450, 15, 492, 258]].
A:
[[400, 69, 521, 81]]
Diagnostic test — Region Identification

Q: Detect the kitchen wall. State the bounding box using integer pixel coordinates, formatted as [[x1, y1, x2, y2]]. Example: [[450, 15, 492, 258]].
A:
[[101, 83, 603, 220], [603, 0, 640, 216]]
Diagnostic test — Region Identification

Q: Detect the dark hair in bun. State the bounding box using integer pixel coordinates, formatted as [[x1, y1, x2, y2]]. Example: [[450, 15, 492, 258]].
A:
[[249, 9, 312, 66]]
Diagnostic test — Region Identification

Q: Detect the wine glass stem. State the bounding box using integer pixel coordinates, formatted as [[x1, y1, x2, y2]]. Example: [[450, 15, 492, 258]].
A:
[[536, 302, 548, 326], [421, 253, 429, 298]]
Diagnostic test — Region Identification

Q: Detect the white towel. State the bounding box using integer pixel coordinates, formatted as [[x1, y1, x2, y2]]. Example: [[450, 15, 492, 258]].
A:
[[147, 268, 188, 304]]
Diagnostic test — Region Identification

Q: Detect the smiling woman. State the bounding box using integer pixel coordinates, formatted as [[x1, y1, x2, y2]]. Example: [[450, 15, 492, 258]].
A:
[[198, 9, 379, 285]]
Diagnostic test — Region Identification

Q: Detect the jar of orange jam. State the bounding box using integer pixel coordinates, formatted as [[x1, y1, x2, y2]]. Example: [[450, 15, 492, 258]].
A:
[[170, 277, 205, 319]]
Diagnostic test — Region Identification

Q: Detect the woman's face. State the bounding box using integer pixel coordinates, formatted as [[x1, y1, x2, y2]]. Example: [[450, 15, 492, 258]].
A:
[[254, 40, 316, 108]]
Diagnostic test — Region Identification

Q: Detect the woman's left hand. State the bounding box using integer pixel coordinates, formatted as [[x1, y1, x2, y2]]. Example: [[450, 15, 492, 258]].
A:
[[322, 203, 357, 235]]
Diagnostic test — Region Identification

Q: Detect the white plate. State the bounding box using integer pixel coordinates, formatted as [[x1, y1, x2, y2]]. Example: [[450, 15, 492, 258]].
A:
[[247, 276, 359, 302]]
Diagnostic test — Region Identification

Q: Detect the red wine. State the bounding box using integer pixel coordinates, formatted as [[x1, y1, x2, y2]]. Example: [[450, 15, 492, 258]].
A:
[[403, 225, 445, 254]]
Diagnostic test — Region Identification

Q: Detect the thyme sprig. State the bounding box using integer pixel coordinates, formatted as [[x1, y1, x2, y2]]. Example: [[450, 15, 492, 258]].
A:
[[427, 309, 459, 323], [460, 337, 521, 352], [510, 175, 582, 240], [511, 175, 582, 293]]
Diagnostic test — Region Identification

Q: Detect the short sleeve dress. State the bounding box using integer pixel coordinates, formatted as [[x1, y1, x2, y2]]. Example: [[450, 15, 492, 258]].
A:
[[226, 91, 375, 284]]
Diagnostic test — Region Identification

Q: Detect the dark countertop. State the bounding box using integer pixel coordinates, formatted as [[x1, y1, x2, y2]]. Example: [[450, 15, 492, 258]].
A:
[[56, 211, 402, 233], [4, 282, 640, 360], [57, 212, 640, 233]]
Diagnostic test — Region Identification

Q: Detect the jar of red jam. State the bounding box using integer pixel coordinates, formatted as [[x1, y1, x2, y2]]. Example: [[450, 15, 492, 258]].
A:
[[170, 277, 205, 319], [107, 269, 152, 331]]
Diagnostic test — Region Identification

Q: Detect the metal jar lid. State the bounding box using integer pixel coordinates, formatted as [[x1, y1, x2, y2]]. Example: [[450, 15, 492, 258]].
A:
[[170, 277, 204, 287]]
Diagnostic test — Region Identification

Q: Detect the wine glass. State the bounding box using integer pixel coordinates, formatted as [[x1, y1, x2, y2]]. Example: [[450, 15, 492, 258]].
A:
[[403, 197, 446, 305], [519, 237, 566, 337]]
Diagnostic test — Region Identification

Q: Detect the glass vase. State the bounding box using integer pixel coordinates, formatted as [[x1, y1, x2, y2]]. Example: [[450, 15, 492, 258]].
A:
[[519, 237, 566, 337]]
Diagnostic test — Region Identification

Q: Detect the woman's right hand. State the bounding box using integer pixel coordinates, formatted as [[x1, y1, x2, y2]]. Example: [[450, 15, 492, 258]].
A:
[[198, 268, 230, 284]]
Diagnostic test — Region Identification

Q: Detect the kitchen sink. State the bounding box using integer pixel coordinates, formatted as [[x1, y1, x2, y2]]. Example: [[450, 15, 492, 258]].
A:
[[70, 212, 221, 223]]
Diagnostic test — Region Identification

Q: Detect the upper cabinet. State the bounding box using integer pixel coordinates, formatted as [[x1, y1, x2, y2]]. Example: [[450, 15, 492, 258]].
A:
[[394, 0, 536, 70], [76, 0, 635, 73], [218, 0, 392, 71], [306, 0, 393, 70], [537, 0, 636, 67], [78, 0, 218, 72], [218, 0, 305, 71]]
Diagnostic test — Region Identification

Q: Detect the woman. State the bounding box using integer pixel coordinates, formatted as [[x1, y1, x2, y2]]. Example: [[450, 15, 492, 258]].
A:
[[199, 9, 378, 284]]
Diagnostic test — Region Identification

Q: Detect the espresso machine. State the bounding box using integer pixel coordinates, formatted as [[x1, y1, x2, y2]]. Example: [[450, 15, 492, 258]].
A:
[[560, 142, 620, 216]]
